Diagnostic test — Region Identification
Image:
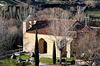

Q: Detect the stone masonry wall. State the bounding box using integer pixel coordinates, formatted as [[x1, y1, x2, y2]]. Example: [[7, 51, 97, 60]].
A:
[[23, 32, 73, 58]]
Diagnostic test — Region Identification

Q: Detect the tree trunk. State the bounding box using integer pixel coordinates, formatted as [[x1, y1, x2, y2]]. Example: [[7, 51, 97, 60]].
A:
[[60, 49, 62, 64], [89, 62, 93, 66]]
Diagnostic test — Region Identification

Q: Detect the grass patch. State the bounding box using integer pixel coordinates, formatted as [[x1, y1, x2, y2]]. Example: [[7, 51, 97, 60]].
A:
[[0, 55, 75, 66], [0, 59, 17, 66], [62, 57, 75, 61], [19, 55, 30, 60], [0, 55, 33, 66], [40, 58, 59, 65], [40, 57, 75, 65]]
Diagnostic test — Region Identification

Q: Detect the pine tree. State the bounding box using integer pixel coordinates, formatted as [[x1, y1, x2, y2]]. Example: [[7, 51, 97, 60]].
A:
[[34, 28, 39, 66], [53, 41, 56, 64]]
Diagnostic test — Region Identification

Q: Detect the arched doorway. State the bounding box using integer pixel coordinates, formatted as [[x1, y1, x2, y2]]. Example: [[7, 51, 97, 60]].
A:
[[62, 45, 66, 57], [39, 38, 47, 54], [60, 39, 67, 57]]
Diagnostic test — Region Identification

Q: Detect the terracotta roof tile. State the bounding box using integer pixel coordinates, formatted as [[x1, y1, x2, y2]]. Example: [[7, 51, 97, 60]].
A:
[[26, 18, 78, 37], [26, 18, 100, 38]]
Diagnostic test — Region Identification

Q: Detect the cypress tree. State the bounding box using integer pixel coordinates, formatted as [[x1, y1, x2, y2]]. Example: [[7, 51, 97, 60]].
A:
[[34, 28, 39, 66], [53, 41, 56, 64]]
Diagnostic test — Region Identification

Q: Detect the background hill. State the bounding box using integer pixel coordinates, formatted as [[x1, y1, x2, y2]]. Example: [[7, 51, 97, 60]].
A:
[[0, 0, 16, 5]]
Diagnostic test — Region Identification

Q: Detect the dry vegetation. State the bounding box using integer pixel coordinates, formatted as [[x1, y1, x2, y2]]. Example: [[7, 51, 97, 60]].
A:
[[71, 31, 100, 66], [84, 0, 99, 8], [36, 8, 70, 20], [0, 17, 22, 53]]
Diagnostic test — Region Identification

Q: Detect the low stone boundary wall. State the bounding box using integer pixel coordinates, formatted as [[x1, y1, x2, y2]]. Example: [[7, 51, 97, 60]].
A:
[[0, 48, 23, 60], [75, 59, 88, 66]]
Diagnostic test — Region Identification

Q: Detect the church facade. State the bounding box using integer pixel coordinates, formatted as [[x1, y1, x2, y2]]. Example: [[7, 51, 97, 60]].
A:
[[23, 15, 100, 58], [23, 15, 74, 58]]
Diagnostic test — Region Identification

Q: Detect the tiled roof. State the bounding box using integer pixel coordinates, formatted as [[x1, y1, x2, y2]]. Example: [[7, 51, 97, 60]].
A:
[[82, 25, 93, 32], [26, 18, 100, 38], [27, 18, 78, 37], [69, 21, 84, 31]]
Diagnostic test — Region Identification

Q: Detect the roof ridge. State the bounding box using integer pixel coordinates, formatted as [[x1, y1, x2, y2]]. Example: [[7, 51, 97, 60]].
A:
[[82, 25, 93, 32]]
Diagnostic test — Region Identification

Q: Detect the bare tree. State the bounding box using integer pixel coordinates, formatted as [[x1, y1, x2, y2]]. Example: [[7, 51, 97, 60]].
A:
[[75, 6, 86, 22], [47, 8, 71, 64], [36, 8, 71, 20], [0, 17, 21, 54], [2, 6, 35, 22], [72, 31, 100, 66], [26, 0, 32, 5], [0, 17, 6, 52]]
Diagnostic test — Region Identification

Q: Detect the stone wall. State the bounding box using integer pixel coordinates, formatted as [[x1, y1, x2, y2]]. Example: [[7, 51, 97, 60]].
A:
[[23, 32, 73, 58]]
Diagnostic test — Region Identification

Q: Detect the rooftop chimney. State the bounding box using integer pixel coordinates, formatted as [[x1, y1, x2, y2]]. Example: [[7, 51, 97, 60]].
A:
[[84, 14, 89, 26]]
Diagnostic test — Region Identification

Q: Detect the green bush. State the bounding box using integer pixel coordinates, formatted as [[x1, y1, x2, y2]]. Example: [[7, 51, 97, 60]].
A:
[[66, 57, 75, 65], [67, 57, 75, 61]]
